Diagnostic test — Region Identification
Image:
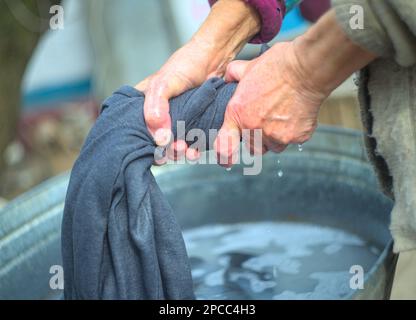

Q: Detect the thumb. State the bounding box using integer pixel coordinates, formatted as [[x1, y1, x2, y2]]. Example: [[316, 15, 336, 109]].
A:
[[224, 60, 251, 83], [214, 114, 241, 168], [143, 90, 172, 147], [140, 76, 178, 146], [142, 73, 198, 146]]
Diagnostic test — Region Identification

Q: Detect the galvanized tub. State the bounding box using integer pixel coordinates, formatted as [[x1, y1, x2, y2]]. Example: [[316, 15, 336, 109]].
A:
[[0, 126, 396, 299]]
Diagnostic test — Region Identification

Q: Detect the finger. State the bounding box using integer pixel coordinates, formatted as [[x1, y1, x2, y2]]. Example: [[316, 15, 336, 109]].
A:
[[135, 77, 150, 92], [267, 144, 287, 153], [166, 140, 188, 161], [243, 138, 268, 156], [242, 129, 268, 156], [153, 146, 168, 166], [214, 117, 241, 168], [186, 147, 201, 162], [264, 137, 287, 153], [143, 84, 173, 146], [224, 60, 251, 83]]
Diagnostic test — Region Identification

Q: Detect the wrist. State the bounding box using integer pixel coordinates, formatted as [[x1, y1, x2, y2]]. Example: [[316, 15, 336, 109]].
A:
[[191, 0, 261, 76], [291, 10, 377, 96]]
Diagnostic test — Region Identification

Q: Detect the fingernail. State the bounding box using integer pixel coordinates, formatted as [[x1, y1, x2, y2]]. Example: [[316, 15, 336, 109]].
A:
[[186, 148, 200, 162], [154, 128, 172, 146], [153, 146, 167, 166], [175, 140, 187, 154]]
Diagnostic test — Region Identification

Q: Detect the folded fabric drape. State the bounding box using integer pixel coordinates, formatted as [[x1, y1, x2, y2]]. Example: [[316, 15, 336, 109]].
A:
[[61, 78, 237, 299]]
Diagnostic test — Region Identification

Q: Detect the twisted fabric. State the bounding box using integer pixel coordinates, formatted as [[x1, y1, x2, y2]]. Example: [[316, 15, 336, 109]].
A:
[[61, 78, 237, 299]]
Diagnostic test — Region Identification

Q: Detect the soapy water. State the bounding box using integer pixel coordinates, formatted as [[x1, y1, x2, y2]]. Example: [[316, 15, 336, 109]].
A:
[[183, 222, 381, 300]]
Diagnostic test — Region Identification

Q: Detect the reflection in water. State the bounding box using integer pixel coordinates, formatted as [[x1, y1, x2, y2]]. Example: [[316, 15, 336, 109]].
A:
[[183, 222, 381, 300]]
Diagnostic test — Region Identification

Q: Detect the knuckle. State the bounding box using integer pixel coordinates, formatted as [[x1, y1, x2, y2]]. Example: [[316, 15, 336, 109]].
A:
[[144, 110, 162, 125], [147, 74, 168, 94], [298, 134, 312, 144], [225, 63, 234, 75], [279, 135, 292, 145], [262, 125, 274, 138], [245, 116, 261, 130], [228, 100, 244, 116]]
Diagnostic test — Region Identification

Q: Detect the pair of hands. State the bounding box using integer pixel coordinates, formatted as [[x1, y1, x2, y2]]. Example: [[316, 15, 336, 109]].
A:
[[136, 5, 377, 167], [135, 6, 378, 168], [136, 39, 327, 167]]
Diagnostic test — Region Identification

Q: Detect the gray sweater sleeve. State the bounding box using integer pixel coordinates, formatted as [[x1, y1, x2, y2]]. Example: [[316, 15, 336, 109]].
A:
[[332, 0, 416, 67]]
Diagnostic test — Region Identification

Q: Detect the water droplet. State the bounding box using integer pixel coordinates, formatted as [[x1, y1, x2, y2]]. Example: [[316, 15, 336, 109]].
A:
[[277, 159, 280, 164], [277, 170, 283, 178], [298, 144, 303, 152]]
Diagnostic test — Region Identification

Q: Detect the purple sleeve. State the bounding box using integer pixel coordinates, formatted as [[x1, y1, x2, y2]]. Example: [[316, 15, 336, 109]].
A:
[[208, 0, 286, 44], [299, 0, 330, 22]]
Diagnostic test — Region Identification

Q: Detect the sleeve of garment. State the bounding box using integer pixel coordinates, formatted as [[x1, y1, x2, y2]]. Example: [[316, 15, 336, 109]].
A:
[[300, 0, 331, 23], [331, 0, 416, 67], [208, 0, 285, 44]]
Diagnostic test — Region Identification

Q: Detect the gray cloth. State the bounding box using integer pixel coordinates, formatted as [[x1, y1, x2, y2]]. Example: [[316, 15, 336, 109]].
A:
[[61, 78, 237, 299], [332, 0, 416, 252]]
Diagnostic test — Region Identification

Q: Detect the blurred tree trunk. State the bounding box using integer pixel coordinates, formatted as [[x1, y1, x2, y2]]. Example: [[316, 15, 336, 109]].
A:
[[0, 0, 58, 171]]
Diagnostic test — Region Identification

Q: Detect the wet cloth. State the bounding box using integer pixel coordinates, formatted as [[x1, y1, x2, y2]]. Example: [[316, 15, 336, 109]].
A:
[[61, 78, 237, 299]]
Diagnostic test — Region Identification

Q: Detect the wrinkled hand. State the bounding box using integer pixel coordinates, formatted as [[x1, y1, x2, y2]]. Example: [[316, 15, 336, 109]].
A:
[[214, 41, 330, 167], [134, 0, 262, 165], [136, 38, 225, 163]]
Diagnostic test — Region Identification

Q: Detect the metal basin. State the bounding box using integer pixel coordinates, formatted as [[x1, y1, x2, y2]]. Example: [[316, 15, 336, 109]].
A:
[[0, 126, 396, 299]]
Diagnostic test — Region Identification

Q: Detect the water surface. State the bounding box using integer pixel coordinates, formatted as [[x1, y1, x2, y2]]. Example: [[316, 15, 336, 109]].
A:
[[183, 222, 380, 300]]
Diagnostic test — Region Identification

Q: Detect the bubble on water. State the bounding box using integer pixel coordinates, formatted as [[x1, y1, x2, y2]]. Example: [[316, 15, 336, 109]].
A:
[[277, 170, 283, 178]]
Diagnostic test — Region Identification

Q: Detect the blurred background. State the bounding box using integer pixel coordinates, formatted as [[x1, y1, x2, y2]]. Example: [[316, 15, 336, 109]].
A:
[[0, 0, 361, 205]]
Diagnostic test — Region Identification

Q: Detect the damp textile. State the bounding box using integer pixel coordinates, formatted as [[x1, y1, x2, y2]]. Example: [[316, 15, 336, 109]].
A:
[[61, 78, 237, 299]]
